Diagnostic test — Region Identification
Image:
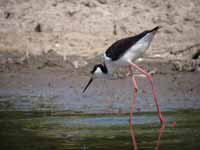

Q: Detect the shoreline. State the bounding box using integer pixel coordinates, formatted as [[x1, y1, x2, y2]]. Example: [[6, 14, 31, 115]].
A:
[[0, 55, 200, 113]]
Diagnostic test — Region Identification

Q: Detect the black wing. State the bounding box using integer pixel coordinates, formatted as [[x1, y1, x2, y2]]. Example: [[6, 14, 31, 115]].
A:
[[105, 26, 160, 61]]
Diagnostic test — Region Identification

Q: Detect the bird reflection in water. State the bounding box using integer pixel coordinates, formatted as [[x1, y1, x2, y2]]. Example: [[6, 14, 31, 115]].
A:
[[128, 68, 166, 150], [129, 123, 165, 150]]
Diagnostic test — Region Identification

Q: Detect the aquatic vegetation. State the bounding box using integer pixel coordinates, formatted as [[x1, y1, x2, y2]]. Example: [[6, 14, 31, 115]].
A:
[[0, 109, 200, 150]]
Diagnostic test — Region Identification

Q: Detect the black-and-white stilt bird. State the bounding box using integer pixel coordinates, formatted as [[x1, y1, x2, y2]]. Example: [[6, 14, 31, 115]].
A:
[[82, 26, 165, 124]]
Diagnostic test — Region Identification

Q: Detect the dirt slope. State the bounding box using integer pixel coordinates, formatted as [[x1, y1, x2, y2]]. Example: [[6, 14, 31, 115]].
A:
[[0, 0, 200, 61]]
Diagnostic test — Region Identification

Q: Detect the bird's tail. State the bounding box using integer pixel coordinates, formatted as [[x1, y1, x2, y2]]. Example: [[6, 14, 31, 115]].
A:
[[149, 26, 161, 33]]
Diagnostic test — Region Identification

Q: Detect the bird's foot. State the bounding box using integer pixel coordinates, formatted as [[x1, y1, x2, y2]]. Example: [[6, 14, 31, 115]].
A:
[[159, 114, 166, 125], [170, 121, 176, 128], [134, 87, 138, 93], [129, 114, 133, 125], [129, 118, 132, 124]]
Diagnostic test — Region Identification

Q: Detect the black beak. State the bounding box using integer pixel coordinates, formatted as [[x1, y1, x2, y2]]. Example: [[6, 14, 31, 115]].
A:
[[82, 77, 93, 93]]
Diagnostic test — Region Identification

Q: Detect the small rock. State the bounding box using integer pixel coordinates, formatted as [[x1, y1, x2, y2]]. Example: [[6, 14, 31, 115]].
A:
[[113, 23, 117, 35], [7, 58, 14, 64], [52, 2, 57, 7], [72, 61, 79, 69], [35, 23, 42, 32], [172, 61, 182, 71], [72, 60, 88, 69], [67, 10, 77, 17], [82, 1, 97, 7], [55, 43, 61, 48], [4, 12, 12, 19], [97, 0, 107, 4]]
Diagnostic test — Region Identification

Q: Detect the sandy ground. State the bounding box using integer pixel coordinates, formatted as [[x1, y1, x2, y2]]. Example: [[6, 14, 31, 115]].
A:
[[0, 0, 200, 59], [0, 0, 200, 71]]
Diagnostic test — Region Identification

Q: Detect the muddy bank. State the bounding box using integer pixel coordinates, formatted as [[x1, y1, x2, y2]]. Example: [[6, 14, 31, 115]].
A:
[[0, 38, 199, 113], [0, 57, 200, 113], [0, 0, 200, 113]]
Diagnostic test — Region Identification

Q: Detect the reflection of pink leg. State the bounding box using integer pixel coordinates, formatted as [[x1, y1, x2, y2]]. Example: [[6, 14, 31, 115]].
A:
[[155, 124, 165, 150], [129, 66, 138, 150], [129, 123, 138, 150], [129, 62, 165, 124]]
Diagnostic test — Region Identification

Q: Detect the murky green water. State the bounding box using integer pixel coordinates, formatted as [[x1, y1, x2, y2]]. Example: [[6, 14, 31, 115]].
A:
[[0, 109, 200, 150]]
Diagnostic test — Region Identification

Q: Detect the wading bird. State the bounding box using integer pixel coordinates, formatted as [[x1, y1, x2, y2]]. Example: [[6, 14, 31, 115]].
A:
[[82, 26, 165, 124]]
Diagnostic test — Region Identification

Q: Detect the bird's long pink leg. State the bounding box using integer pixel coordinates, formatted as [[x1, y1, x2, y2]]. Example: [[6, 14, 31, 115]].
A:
[[129, 62, 165, 124], [128, 66, 138, 124], [155, 124, 165, 150], [129, 66, 138, 150]]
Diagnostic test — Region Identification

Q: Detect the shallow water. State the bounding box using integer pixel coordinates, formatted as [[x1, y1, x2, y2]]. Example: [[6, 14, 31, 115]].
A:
[[0, 109, 200, 150]]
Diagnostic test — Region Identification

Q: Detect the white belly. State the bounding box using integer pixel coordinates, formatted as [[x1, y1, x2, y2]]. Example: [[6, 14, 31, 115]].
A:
[[104, 32, 155, 69], [116, 33, 154, 66], [122, 42, 148, 61]]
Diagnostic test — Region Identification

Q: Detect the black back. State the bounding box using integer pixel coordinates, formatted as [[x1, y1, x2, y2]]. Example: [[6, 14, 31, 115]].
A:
[[105, 26, 160, 61], [90, 63, 108, 74]]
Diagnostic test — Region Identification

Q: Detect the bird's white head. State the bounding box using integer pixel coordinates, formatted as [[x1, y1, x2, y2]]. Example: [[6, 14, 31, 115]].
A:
[[82, 63, 108, 93]]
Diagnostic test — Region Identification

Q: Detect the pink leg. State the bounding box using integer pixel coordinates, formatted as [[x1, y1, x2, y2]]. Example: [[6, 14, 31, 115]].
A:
[[128, 66, 138, 124], [129, 121, 138, 150], [128, 66, 138, 150], [155, 124, 165, 150], [129, 62, 165, 124]]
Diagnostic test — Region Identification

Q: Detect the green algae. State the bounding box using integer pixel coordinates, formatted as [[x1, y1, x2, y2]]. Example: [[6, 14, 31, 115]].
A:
[[0, 109, 200, 150]]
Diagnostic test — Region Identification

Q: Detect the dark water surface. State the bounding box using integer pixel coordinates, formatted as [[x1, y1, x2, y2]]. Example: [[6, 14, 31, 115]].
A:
[[0, 109, 200, 150]]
